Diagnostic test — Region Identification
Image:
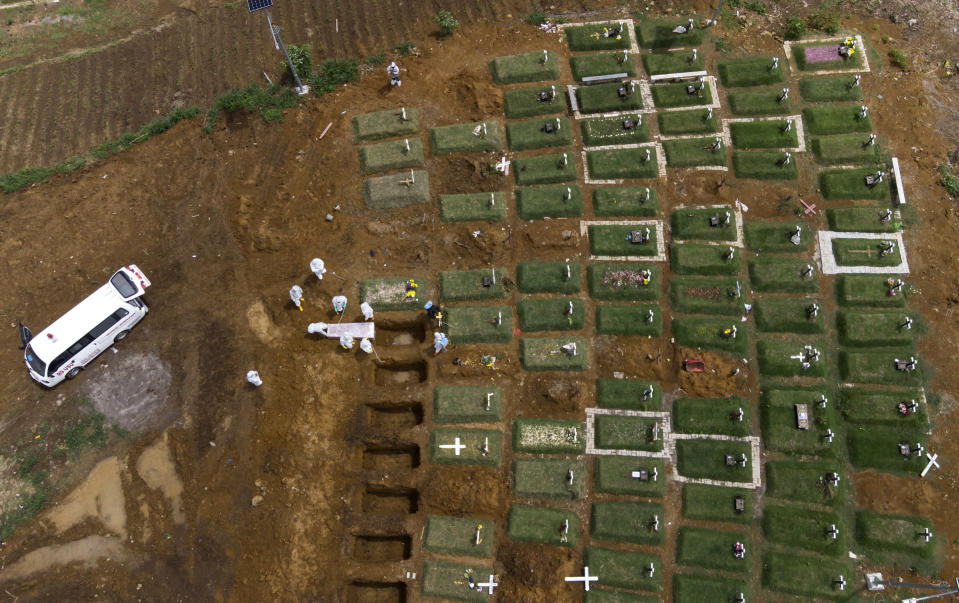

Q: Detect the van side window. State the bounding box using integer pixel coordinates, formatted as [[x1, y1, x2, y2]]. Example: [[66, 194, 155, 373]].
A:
[[48, 334, 94, 375], [88, 308, 130, 339]]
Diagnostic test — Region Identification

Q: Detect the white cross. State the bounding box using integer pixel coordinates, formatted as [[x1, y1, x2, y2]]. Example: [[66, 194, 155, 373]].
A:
[[439, 438, 466, 455], [495, 156, 510, 175], [565, 567, 599, 591], [921, 452, 940, 477], [485, 392, 493, 411], [478, 575, 498, 595]]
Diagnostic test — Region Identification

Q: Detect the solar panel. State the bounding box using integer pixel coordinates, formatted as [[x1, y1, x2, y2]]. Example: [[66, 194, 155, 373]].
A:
[[247, 0, 273, 12]]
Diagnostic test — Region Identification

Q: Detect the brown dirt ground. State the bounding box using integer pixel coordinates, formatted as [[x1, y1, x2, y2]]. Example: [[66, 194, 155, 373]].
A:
[[1, 1, 959, 601]]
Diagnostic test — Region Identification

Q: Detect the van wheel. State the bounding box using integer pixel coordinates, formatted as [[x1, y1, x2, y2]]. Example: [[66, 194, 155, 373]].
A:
[[114, 330, 130, 342], [66, 367, 81, 380]]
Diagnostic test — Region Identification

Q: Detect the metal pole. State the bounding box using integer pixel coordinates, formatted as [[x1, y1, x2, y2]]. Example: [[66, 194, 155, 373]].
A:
[[266, 8, 307, 94]]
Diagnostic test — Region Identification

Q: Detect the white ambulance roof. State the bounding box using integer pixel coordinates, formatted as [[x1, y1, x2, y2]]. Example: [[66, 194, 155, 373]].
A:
[[30, 282, 130, 361]]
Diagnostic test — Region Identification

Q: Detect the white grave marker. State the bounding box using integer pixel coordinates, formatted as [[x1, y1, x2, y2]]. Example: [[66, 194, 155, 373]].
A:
[[565, 567, 599, 591], [439, 437, 466, 456]]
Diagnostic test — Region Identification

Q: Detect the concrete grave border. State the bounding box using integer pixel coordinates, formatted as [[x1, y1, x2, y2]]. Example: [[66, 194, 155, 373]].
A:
[[580, 142, 666, 183], [817, 230, 909, 274], [783, 34, 871, 75], [580, 219, 667, 262]]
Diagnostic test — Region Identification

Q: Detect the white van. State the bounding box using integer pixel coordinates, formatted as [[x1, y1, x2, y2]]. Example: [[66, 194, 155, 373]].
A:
[[22, 265, 151, 387]]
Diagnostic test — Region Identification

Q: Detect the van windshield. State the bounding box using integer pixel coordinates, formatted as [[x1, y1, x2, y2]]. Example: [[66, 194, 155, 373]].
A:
[[110, 271, 138, 298], [24, 345, 46, 376]]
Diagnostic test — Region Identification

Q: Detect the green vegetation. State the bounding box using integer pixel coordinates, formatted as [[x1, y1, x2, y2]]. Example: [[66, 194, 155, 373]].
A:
[[766, 460, 845, 507], [352, 107, 420, 142], [518, 298, 585, 331], [422, 560, 491, 601], [889, 48, 908, 70], [444, 305, 513, 344], [744, 221, 810, 252], [596, 304, 662, 336], [424, 515, 494, 557], [359, 276, 426, 310], [840, 350, 922, 386], [832, 238, 902, 267], [593, 186, 658, 217], [357, 138, 424, 174], [674, 574, 749, 603], [847, 426, 927, 474], [513, 458, 586, 499], [855, 510, 938, 572], [520, 336, 588, 371], [586, 590, 659, 603], [594, 456, 666, 497], [757, 338, 828, 377], [658, 109, 719, 135], [811, 133, 882, 164], [803, 105, 872, 135], [839, 389, 928, 428], [591, 501, 666, 545], [670, 243, 742, 276], [283, 44, 312, 84], [429, 121, 503, 154], [581, 115, 650, 146], [594, 415, 663, 452], [669, 276, 748, 316], [363, 170, 430, 208], [800, 76, 864, 102], [566, 23, 631, 51], [515, 185, 583, 219], [576, 82, 644, 113], [791, 41, 863, 71], [507, 117, 573, 151], [306, 58, 360, 96], [636, 18, 704, 49], [588, 264, 660, 301], [729, 120, 798, 149], [642, 50, 704, 75], [718, 57, 785, 87], [673, 397, 750, 436], [748, 257, 819, 293], [662, 137, 727, 167], [650, 81, 713, 108], [733, 151, 799, 180], [682, 484, 753, 524], [508, 504, 578, 546], [755, 298, 825, 334], [516, 261, 582, 294], [525, 9, 548, 26], [671, 207, 737, 240], [836, 274, 908, 307], [504, 85, 568, 118], [806, 4, 841, 34], [596, 378, 662, 410], [763, 552, 854, 601], [589, 224, 660, 257], [514, 152, 578, 185], [587, 147, 660, 179], [673, 316, 750, 355], [439, 269, 508, 302], [760, 388, 836, 456], [939, 163, 959, 197], [570, 53, 637, 81], [433, 10, 459, 37], [429, 429, 502, 467], [439, 192, 507, 222], [584, 546, 662, 592], [433, 385, 502, 423], [675, 439, 753, 483], [513, 417, 586, 454], [677, 526, 750, 572], [820, 167, 891, 201], [490, 50, 561, 84], [727, 88, 794, 115], [784, 16, 807, 40]]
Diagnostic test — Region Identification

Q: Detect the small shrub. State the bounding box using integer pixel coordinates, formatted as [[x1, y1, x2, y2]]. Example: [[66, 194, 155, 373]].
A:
[[807, 4, 840, 34], [309, 58, 359, 95], [745, 1, 767, 15], [939, 164, 959, 197], [283, 44, 312, 84], [396, 41, 416, 56], [434, 10, 459, 36], [526, 9, 548, 25], [784, 17, 807, 40], [889, 48, 908, 70], [366, 52, 386, 66]]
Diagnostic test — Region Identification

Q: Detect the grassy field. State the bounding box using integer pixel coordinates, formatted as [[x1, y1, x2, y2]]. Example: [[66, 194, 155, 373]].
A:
[[763, 505, 845, 556], [673, 397, 750, 436], [423, 515, 494, 557], [591, 501, 666, 545], [504, 85, 568, 118], [439, 192, 507, 222], [506, 117, 573, 151], [675, 439, 753, 483], [515, 185, 583, 219], [763, 552, 854, 601], [811, 133, 882, 164], [672, 316, 750, 355], [421, 560, 491, 601], [670, 243, 741, 276], [671, 206, 737, 240], [581, 115, 650, 147], [729, 120, 799, 149], [593, 186, 658, 217], [516, 261, 582, 294], [755, 298, 826, 334], [673, 574, 749, 603], [596, 378, 662, 410], [657, 109, 719, 135], [820, 167, 891, 201], [594, 415, 664, 452], [836, 274, 908, 307], [827, 207, 898, 232], [832, 237, 902, 267], [433, 385, 502, 423], [566, 22, 632, 51], [803, 105, 873, 135], [765, 460, 846, 507], [669, 276, 748, 316], [760, 387, 836, 456], [576, 82, 644, 114], [514, 152, 578, 185], [490, 50, 561, 84], [800, 76, 864, 102], [748, 257, 819, 293], [588, 264, 660, 301], [520, 336, 588, 371], [439, 269, 507, 301], [642, 50, 704, 75], [733, 151, 799, 180], [727, 88, 794, 115], [586, 590, 660, 603], [718, 57, 786, 87], [353, 107, 420, 141], [429, 428, 502, 467], [357, 137, 424, 174], [512, 417, 586, 453], [791, 41, 864, 71], [663, 137, 727, 167], [594, 456, 666, 497], [359, 276, 427, 310], [586, 147, 660, 179], [635, 18, 704, 49], [569, 53, 637, 81], [744, 221, 810, 252], [507, 504, 578, 546], [847, 426, 927, 474], [584, 546, 662, 592], [840, 349, 922, 385], [676, 526, 750, 572], [757, 339, 828, 378], [517, 298, 585, 331], [444, 305, 513, 344], [513, 458, 586, 499], [838, 310, 917, 347], [588, 224, 660, 257], [650, 82, 713, 108], [682, 484, 753, 524], [855, 510, 938, 572], [596, 304, 662, 336], [363, 170, 430, 208], [838, 388, 927, 428], [429, 121, 503, 154]]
